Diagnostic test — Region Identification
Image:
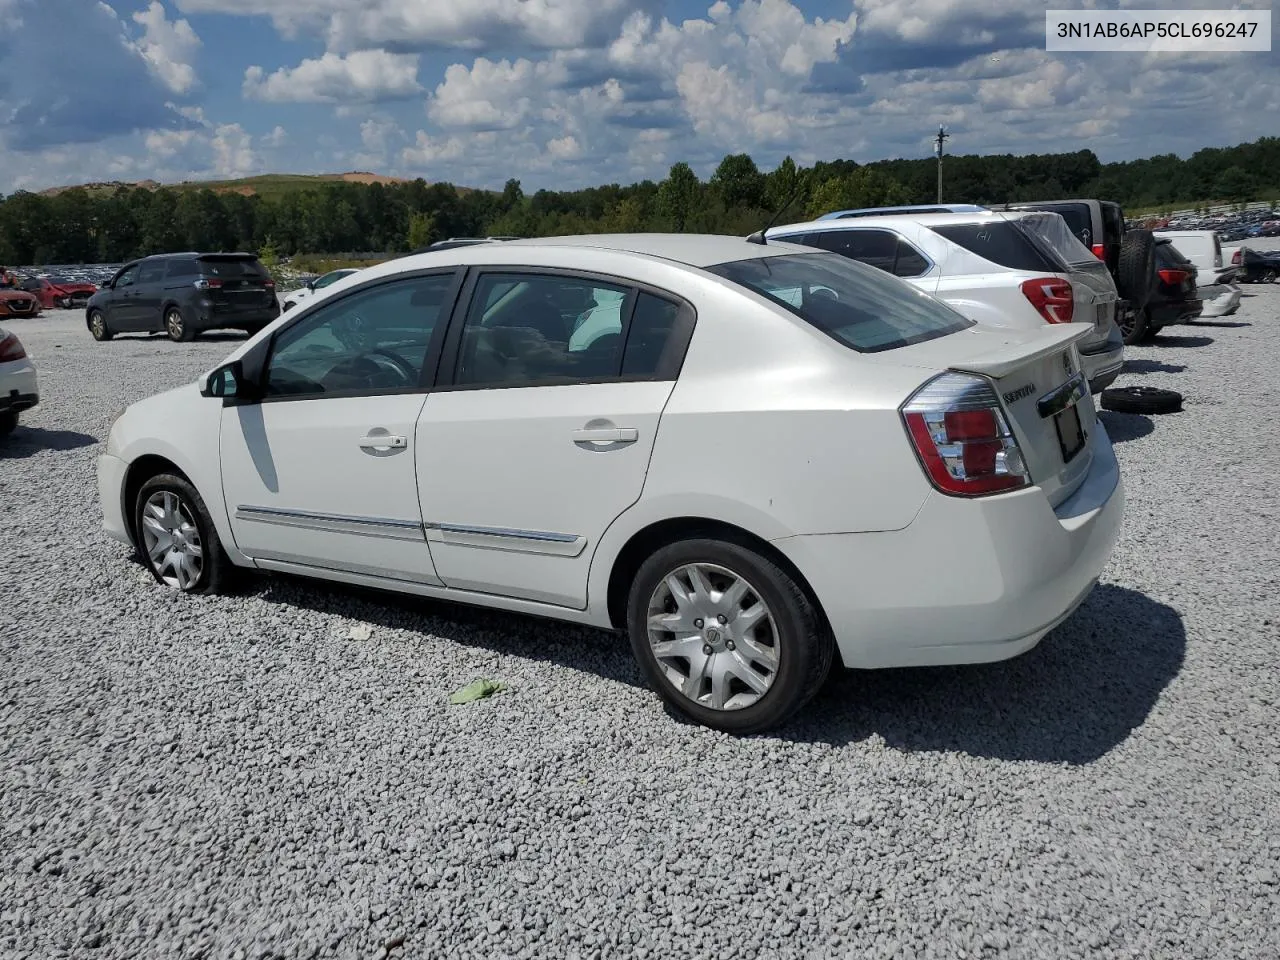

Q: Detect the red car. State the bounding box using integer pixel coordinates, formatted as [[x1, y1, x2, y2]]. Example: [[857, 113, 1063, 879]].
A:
[[19, 275, 99, 310], [0, 289, 41, 319]]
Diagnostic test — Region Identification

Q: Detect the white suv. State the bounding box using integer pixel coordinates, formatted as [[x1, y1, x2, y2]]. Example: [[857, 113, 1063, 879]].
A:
[[765, 210, 1125, 393]]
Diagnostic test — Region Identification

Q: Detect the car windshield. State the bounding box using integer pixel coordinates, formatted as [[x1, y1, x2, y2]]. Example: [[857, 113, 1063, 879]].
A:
[[706, 252, 973, 353], [201, 257, 267, 278]]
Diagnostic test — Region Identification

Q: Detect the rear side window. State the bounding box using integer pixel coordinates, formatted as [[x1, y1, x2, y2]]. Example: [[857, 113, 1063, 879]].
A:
[[200, 257, 268, 279], [707, 253, 973, 353], [137, 261, 166, 284], [166, 259, 199, 279], [792, 229, 931, 278], [932, 222, 1060, 273]]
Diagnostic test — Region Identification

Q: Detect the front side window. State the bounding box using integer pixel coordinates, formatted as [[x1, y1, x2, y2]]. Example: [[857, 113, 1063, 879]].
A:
[[454, 273, 634, 387], [707, 252, 972, 353], [265, 273, 456, 398], [114, 265, 140, 287], [315, 270, 354, 289]]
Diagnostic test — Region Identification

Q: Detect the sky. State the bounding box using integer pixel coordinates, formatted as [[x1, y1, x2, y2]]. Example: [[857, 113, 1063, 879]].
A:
[[0, 0, 1276, 194]]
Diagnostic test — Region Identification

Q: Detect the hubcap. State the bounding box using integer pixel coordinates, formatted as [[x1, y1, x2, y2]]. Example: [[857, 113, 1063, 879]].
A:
[[140, 491, 204, 590], [91, 315, 104, 336], [646, 562, 779, 711], [167, 312, 182, 336]]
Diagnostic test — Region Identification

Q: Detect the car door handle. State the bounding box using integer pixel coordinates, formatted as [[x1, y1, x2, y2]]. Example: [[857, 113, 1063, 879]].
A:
[[359, 434, 407, 449], [572, 426, 638, 444]]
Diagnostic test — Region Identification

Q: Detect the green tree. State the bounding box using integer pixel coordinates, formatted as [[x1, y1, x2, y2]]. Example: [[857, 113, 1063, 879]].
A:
[[710, 153, 765, 210], [805, 168, 911, 219], [657, 162, 702, 231], [407, 211, 436, 249]]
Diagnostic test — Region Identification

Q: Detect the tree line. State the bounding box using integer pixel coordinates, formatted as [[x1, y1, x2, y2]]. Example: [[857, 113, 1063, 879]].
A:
[[1, 137, 1276, 266]]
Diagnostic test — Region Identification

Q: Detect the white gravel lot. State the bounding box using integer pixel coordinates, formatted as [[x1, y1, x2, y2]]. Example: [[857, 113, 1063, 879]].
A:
[[2, 265, 1279, 959]]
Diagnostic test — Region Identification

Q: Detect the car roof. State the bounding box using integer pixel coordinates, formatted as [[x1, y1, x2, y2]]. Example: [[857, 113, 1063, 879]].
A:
[[766, 209, 1033, 235], [500, 233, 812, 268]]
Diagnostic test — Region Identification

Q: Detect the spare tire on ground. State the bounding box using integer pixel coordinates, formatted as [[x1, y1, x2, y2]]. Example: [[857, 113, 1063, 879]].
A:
[[1100, 385, 1183, 415], [1117, 229, 1157, 309]]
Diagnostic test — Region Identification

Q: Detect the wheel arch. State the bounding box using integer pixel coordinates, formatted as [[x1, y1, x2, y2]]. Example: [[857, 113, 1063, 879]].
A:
[[603, 516, 832, 644], [121, 454, 191, 545]]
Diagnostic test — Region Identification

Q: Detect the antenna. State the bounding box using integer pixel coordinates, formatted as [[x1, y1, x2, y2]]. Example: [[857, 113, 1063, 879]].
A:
[[746, 177, 807, 245], [934, 125, 950, 203]]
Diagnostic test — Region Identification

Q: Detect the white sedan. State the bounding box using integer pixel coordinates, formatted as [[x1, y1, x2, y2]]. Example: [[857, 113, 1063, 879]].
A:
[[0, 325, 39, 436], [280, 268, 360, 312], [97, 235, 1124, 732]]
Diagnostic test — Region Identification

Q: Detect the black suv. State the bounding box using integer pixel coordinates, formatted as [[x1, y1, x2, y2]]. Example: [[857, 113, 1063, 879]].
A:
[[85, 252, 280, 343], [1000, 199, 1159, 345]]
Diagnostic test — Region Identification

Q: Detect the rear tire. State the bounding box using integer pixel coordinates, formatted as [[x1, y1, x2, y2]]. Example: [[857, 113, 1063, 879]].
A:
[[1118, 229, 1157, 309], [626, 537, 833, 734], [88, 309, 113, 341], [1117, 304, 1151, 346], [134, 473, 234, 594], [165, 307, 194, 342]]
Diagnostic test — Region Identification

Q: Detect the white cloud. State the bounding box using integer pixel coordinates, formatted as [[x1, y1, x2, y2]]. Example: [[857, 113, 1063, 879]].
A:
[[129, 1, 201, 95], [263, 125, 288, 148], [211, 123, 257, 177], [243, 51, 422, 103], [360, 117, 398, 151]]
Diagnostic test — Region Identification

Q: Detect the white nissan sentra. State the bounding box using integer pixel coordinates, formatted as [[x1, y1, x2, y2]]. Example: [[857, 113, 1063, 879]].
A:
[[98, 235, 1124, 733]]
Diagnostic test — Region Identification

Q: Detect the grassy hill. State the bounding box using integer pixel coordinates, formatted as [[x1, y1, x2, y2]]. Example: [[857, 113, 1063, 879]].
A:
[[39, 172, 415, 199]]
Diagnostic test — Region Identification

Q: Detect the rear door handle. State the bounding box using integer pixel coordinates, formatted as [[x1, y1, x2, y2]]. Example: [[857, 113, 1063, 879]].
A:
[[359, 434, 407, 449], [572, 427, 638, 444]]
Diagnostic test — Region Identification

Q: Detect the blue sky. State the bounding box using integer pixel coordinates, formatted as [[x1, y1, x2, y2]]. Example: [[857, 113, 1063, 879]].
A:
[[0, 0, 1276, 193]]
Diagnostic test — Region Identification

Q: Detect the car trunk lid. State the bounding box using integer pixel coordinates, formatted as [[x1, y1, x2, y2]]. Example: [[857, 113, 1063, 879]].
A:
[[198, 256, 275, 312]]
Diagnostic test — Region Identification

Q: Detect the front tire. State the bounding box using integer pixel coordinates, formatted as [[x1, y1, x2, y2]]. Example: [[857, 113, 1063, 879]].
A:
[[165, 307, 194, 342], [626, 538, 833, 734], [88, 309, 113, 341], [134, 473, 233, 594]]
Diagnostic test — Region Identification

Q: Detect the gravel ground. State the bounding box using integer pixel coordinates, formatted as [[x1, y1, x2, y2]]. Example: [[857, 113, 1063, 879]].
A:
[[3, 266, 1279, 960]]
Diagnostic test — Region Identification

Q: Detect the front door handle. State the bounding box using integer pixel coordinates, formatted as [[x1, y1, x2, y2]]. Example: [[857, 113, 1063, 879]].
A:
[[359, 434, 407, 449], [572, 426, 638, 444]]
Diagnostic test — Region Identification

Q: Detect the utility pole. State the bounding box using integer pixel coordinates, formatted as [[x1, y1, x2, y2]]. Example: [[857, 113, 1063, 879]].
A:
[[934, 125, 949, 203]]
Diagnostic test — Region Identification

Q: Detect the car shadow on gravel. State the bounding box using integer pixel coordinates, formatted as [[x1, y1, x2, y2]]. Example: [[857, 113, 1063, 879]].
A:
[[252, 575, 648, 690], [784, 585, 1184, 764], [0, 426, 97, 459], [1097, 411, 1154, 443], [1187, 320, 1251, 328], [1151, 334, 1214, 347], [1122, 359, 1186, 374]]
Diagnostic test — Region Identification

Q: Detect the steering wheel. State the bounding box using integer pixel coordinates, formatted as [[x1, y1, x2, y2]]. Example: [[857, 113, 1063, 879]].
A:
[[365, 347, 417, 381], [810, 286, 839, 301]]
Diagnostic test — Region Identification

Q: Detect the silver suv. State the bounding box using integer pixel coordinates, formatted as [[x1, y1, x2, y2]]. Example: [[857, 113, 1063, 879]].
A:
[[765, 210, 1124, 393]]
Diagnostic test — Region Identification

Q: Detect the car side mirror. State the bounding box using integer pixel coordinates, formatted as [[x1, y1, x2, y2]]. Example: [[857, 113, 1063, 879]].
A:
[[305, 279, 316, 290], [200, 359, 263, 405], [100, 280, 113, 289]]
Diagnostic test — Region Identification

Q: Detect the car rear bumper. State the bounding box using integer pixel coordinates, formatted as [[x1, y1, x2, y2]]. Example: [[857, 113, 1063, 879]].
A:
[[97, 453, 133, 546], [773, 421, 1125, 670], [192, 303, 281, 330], [0, 358, 39, 413], [1198, 284, 1241, 318], [1150, 298, 1203, 327], [1079, 325, 1124, 394]]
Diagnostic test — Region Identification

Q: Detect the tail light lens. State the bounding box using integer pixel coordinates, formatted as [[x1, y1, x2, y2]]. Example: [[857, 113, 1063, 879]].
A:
[[1020, 277, 1075, 324], [1231, 249, 1241, 265], [263, 279, 275, 289], [0, 332, 27, 362], [1091, 243, 1105, 260], [901, 372, 1031, 497], [193, 278, 223, 291], [1158, 268, 1189, 285]]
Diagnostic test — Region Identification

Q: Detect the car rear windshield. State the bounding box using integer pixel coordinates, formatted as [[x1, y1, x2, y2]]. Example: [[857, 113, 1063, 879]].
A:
[[706, 252, 973, 353], [1019, 212, 1098, 265], [1020, 203, 1092, 247], [930, 221, 1061, 272], [1156, 240, 1193, 267], [199, 256, 268, 278]]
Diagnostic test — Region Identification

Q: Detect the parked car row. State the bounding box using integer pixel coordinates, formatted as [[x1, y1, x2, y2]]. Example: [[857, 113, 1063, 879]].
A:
[[1135, 206, 1280, 243]]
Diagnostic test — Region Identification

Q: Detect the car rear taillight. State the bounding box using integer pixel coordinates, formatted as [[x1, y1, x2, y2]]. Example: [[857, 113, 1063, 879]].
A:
[[193, 278, 223, 290], [1231, 249, 1241, 265], [1091, 243, 1105, 260], [263, 279, 275, 289], [1020, 277, 1075, 324], [1158, 268, 1189, 285], [0, 332, 27, 362], [901, 372, 1030, 497]]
